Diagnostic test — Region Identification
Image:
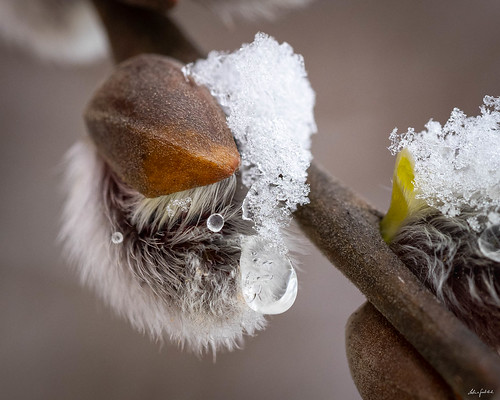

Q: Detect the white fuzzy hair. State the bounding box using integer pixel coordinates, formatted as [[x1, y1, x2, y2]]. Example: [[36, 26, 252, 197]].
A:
[[193, 0, 313, 23], [0, 0, 107, 64], [390, 209, 500, 351], [61, 140, 266, 354]]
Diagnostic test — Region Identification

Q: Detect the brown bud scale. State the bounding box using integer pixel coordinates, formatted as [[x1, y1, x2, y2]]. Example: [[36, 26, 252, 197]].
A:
[[85, 54, 240, 197], [346, 302, 457, 400]]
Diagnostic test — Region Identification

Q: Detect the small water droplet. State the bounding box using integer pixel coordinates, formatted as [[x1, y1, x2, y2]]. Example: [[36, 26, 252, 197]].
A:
[[240, 236, 298, 315], [478, 224, 500, 262], [207, 213, 224, 232], [111, 232, 123, 244]]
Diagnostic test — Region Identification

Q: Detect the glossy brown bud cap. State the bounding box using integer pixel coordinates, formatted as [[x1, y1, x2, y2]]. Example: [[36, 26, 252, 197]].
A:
[[84, 54, 240, 197]]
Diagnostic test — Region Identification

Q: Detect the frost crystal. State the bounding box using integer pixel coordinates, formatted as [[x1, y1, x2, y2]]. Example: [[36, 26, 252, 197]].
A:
[[185, 33, 316, 251], [389, 96, 500, 230], [166, 197, 192, 216]]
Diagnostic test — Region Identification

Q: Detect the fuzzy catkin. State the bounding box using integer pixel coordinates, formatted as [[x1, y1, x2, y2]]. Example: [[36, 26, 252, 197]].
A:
[[390, 209, 500, 352], [61, 140, 266, 354]]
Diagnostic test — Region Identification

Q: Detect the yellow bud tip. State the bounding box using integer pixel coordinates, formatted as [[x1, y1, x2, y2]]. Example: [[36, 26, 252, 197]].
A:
[[380, 148, 425, 243]]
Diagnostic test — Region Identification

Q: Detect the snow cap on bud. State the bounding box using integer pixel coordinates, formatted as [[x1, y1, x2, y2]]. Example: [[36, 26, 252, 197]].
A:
[[387, 96, 500, 233]]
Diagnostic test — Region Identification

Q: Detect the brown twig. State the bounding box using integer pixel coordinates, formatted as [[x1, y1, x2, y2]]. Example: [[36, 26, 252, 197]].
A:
[[91, 0, 201, 64], [90, 1, 500, 398]]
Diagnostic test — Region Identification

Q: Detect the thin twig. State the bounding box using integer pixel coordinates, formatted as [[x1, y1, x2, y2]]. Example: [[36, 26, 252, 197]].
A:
[[92, 0, 201, 64]]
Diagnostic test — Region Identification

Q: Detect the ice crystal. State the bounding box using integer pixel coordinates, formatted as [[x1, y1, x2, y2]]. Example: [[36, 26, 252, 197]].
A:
[[165, 197, 192, 216], [389, 96, 500, 230], [185, 32, 316, 251]]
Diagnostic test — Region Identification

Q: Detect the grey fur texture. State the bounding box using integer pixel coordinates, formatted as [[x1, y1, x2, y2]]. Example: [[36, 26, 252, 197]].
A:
[[61, 140, 266, 354], [391, 209, 500, 352]]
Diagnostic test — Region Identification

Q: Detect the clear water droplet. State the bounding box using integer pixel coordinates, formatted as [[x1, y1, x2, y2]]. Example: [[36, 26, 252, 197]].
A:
[[111, 232, 123, 244], [240, 236, 298, 315], [207, 213, 224, 232], [478, 224, 500, 262]]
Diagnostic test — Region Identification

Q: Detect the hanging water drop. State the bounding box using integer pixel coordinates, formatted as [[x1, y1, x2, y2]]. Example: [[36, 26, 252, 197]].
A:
[[207, 213, 224, 232], [240, 236, 298, 315], [111, 231, 123, 244], [478, 224, 500, 262]]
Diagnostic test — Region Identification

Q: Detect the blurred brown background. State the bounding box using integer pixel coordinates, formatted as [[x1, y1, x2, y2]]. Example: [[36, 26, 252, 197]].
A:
[[1, 1, 500, 399]]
